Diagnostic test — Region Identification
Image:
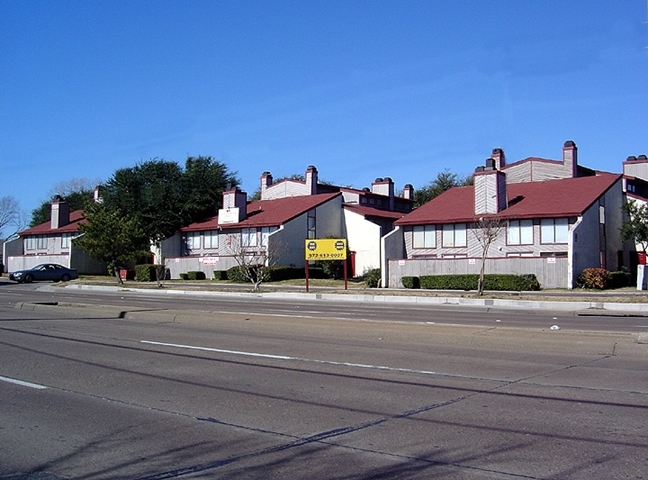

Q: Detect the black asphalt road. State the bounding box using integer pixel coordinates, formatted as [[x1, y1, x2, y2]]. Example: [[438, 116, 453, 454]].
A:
[[1, 284, 647, 479]]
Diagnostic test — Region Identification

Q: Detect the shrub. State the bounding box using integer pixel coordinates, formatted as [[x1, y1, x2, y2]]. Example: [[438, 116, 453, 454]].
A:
[[401, 276, 420, 289], [135, 264, 166, 282], [320, 260, 344, 279], [213, 270, 228, 281], [226, 265, 252, 283], [187, 271, 206, 280], [364, 268, 381, 288], [608, 268, 630, 289], [418, 274, 540, 291], [179, 273, 189, 280], [579, 268, 609, 290]]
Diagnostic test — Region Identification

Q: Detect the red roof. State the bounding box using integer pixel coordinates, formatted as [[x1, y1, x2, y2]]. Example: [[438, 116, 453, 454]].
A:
[[396, 173, 622, 226], [19, 210, 86, 235], [343, 204, 406, 221], [182, 192, 341, 231]]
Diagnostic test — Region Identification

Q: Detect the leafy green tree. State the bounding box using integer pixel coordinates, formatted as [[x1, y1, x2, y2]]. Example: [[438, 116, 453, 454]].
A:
[[181, 156, 239, 223], [73, 203, 151, 284], [102, 159, 185, 245], [414, 169, 473, 207], [620, 199, 648, 254]]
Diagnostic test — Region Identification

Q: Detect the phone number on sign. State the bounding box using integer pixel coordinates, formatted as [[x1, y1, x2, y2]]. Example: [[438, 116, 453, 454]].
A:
[[305, 253, 345, 260]]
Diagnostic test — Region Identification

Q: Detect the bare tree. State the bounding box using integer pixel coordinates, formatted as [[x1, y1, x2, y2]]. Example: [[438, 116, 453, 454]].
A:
[[48, 178, 102, 198], [0, 196, 20, 239], [225, 233, 284, 291], [472, 216, 504, 295]]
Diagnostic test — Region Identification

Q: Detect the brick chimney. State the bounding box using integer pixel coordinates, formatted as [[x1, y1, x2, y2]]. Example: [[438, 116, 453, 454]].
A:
[[260, 171, 273, 199], [491, 148, 505, 170], [474, 166, 507, 215], [305, 165, 318, 195], [562, 140, 578, 178], [402, 184, 414, 200], [371, 177, 395, 210], [50, 197, 70, 229], [219, 187, 247, 224]]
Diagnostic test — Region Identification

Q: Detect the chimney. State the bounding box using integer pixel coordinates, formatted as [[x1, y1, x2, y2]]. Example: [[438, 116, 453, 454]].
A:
[[562, 140, 578, 178], [93, 186, 103, 203], [260, 171, 273, 200], [50, 197, 70, 229], [491, 148, 505, 170], [402, 184, 414, 200], [219, 187, 247, 224], [371, 177, 395, 210], [474, 169, 507, 215], [305, 165, 318, 195]]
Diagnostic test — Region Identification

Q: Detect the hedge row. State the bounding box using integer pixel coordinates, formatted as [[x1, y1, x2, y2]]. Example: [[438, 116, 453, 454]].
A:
[[578, 268, 630, 290], [401, 273, 540, 291], [225, 265, 328, 284]]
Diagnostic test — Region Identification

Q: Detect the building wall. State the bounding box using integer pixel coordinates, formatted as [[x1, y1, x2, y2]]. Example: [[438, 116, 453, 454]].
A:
[[343, 210, 382, 275], [388, 257, 569, 289], [402, 219, 577, 260], [505, 160, 573, 184], [262, 181, 309, 200], [381, 226, 404, 287], [166, 197, 344, 278], [624, 161, 648, 182], [315, 196, 344, 237]]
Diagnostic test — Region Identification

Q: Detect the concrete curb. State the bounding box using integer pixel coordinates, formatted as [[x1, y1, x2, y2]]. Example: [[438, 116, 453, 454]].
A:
[[59, 283, 648, 315]]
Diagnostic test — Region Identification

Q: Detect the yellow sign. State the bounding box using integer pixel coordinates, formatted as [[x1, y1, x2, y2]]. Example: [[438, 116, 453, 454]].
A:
[[305, 238, 347, 261]]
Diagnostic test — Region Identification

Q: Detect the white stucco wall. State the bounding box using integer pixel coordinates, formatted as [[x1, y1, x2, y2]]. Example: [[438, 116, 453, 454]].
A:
[[343, 209, 382, 275]]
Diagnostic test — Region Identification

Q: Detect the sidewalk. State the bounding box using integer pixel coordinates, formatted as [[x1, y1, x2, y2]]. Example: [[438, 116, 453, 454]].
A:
[[60, 280, 648, 316]]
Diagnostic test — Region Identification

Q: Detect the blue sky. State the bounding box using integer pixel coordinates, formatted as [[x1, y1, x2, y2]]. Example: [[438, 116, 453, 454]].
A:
[[2, 1, 647, 218]]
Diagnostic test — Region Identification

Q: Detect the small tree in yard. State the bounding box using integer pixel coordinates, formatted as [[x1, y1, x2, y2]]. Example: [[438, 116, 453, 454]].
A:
[[225, 234, 283, 291], [73, 203, 151, 284], [472, 216, 504, 295], [620, 200, 648, 255]]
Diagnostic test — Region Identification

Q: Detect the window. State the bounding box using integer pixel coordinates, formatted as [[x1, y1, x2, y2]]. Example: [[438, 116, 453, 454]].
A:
[[204, 230, 219, 249], [541, 218, 569, 244], [507, 220, 533, 245], [261, 226, 278, 246], [185, 232, 201, 251], [62, 233, 72, 249], [27, 235, 48, 250], [307, 210, 316, 239], [242, 227, 258, 247], [442, 223, 467, 247], [413, 225, 436, 248]]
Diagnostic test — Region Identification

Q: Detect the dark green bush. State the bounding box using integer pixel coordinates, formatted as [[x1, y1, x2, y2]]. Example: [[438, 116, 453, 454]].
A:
[[179, 273, 189, 280], [213, 270, 228, 281], [226, 265, 327, 283], [418, 274, 540, 291], [135, 264, 166, 282], [187, 271, 206, 280], [364, 268, 381, 288], [227, 265, 252, 283], [401, 276, 420, 289], [608, 270, 630, 289]]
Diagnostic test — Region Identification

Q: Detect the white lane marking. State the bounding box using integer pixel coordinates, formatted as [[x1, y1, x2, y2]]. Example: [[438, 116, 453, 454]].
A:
[[140, 340, 478, 379], [0, 375, 47, 389]]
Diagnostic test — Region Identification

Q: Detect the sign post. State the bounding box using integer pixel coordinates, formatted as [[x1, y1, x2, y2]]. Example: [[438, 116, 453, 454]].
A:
[[304, 238, 348, 292]]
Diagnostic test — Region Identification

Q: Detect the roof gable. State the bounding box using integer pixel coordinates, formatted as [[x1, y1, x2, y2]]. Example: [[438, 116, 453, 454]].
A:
[[18, 210, 85, 236], [396, 173, 621, 226], [183, 192, 341, 231]]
